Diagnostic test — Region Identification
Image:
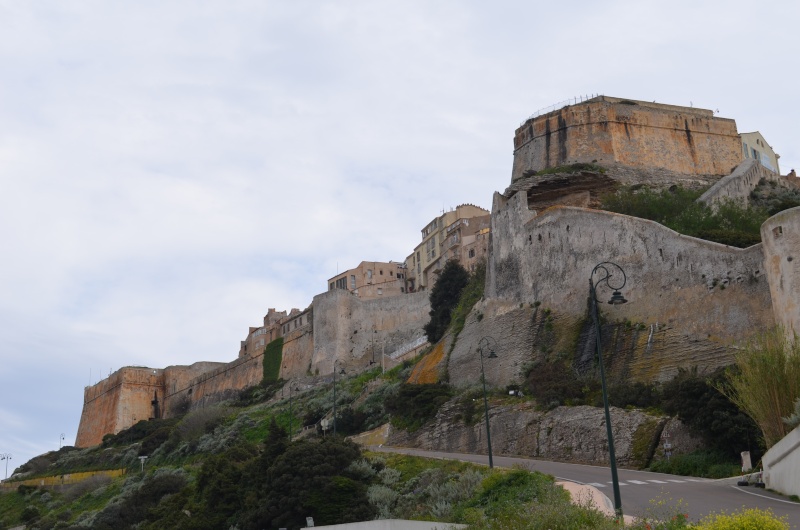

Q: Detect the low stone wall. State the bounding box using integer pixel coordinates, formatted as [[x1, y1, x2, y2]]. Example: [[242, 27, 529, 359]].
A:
[[763, 425, 800, 497], [698, 159, 779, 207]]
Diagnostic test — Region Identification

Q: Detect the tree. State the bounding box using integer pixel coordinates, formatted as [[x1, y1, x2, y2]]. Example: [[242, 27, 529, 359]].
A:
[[717, 328, 800, 448], [423, 260, 470, 343], [241, 437, 373, 529]]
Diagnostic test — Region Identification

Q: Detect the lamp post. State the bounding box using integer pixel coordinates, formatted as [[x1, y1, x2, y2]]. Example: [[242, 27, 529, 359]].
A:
[[477, 336, 499, 469], [333, 360, 345, 436], [60, 433, 65, 449], [1, 454, 11, 480], [589, 261, 629, 520], [289, 382, 300, 440]]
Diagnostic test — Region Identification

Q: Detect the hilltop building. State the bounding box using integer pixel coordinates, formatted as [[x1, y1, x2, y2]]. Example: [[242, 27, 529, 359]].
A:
[[327, 261, 408, 299], [404, 205, 490, 292], [741, 131, 780, 173]]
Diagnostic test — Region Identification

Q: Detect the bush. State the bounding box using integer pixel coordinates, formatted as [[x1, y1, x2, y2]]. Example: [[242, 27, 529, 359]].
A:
[[718, 328, 800, 448], [102, 418, 179, 448], [649, 450, 740, 478], [601, 185, 768, 248], [696, 507, 788, 529], [424, 260, 470, 343], [262, 337, 283, 383], [384, 383, 453, 432], [525, 360, 594, 408], [662, 368, 760, 459]]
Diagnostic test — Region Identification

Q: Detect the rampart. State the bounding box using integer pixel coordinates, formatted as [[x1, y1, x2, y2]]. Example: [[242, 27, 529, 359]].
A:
[[486, 194, 774, 381], [311, 289, 430, 374], [762, 207, 800, 340], [76, 367, 166, 447], [698, 159, 781, 206], [512, 97, 742, 181]]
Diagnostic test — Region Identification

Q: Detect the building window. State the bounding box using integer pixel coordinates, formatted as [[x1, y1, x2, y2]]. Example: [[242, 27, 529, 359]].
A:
[[367, 269, 373, 280], [468, 249, 475, 258], [350, 275, 356, 289], [378, 288, 383, 295], [330, 282, 334, 290]]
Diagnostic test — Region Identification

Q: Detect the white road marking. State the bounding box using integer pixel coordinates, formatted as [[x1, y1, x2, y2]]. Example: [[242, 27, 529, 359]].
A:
[[627, 480, 648, 484], [588, 482, 606, 488], [648, 480, 668, 484]]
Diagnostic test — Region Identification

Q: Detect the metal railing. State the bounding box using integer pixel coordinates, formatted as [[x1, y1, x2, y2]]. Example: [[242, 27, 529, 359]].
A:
[[521, 93, 603, 126]]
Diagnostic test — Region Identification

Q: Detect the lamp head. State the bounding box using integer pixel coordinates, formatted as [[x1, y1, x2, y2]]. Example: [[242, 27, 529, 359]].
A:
[[487, 350, 498, 359], [608, 290, 628, 305]]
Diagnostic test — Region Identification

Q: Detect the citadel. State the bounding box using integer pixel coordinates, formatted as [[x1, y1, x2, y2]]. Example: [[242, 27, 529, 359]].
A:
[[75, 96, 800, 449]]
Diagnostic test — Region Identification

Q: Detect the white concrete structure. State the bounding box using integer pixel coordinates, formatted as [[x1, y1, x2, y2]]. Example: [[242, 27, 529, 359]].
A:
[[763, 425, 800, 497]]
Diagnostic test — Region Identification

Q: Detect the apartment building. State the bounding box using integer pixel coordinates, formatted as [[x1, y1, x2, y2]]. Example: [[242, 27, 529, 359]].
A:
[[404, 204, 490, 292]]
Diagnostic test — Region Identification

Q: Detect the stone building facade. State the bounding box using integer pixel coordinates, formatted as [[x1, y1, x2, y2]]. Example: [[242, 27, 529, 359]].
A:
[[512, 96, 742, 181], [327, 261, 408, 299], [404, 205, 490, 292]]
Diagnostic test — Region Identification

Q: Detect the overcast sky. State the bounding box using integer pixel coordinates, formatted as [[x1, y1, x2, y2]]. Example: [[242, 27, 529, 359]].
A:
[[1, 1, 797, 470]]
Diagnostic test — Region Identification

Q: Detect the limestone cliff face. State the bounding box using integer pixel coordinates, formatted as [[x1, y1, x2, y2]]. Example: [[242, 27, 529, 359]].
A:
[[387, 399, 686, 468]]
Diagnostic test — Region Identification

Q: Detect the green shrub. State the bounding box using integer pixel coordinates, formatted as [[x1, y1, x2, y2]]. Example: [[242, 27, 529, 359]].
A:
[[648, 450, 739, 478], [262, 337, 283, 383], [102, 418, 179, 448], [662, 367, 760, 459], [448, 261, 486, 339], [718, 328, 800, 448], [424, 260, 470, 343], [600, 185, 768, 248], [695, 507, 788, 529], [384, 383, 453, 432]]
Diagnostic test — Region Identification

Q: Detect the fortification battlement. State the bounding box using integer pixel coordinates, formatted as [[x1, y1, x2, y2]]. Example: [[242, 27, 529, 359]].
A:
[[511, 96, 742, 182]]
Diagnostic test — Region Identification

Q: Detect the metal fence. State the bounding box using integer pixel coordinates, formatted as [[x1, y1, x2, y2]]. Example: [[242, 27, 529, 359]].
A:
[[521, 93, 604, 126]]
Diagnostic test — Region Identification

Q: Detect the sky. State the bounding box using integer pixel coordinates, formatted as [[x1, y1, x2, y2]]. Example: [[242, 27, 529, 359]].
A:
[[1, 0, 798, 471]]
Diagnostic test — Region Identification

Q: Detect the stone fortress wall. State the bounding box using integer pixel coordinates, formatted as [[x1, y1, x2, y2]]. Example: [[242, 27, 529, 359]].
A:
[[512, 96, 742, 182], [75, 289, 430, 447], [75, 95, 800, 447], [762, 207, 800, 340]]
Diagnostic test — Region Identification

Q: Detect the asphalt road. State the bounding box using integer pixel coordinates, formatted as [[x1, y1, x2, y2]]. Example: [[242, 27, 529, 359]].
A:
[[371, 446, 800, 528]]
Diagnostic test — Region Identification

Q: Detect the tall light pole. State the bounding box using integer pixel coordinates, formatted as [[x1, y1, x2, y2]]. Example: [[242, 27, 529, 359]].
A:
[[332, 360, 345, 436], [1, 454, 12, 480], [589, 261, 629, 520], [477, 336, 499, 469], [60, 433, 65, 449], [289, 382, 300, 440]]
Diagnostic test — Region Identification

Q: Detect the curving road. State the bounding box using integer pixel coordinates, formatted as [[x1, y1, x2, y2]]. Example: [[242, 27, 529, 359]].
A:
[[371, 446, 800, 527]]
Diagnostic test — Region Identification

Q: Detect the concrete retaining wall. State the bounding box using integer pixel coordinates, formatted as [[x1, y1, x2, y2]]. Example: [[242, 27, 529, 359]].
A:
[[763, 425, 800, 497]]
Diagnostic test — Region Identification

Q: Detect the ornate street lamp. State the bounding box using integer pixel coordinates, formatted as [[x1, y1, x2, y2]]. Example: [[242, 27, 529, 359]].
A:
[[589, 261, 629, 520], [60, 433, 65, 449], [332, 360, 346, 436], [477, 336, 499, 469]]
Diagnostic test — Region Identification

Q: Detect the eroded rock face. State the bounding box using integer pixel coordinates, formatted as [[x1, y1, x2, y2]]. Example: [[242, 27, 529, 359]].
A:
[[387, 400, 670, 468]]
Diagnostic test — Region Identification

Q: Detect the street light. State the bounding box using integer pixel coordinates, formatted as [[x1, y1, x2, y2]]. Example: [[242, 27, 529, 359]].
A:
[[0, 454, 11, 480], [477, 336, 499, 469], [332, 360, 346, 436], [60, 433, 65, 449], [289, 382, 300, 440], [589, 261, 629, 520]]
